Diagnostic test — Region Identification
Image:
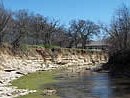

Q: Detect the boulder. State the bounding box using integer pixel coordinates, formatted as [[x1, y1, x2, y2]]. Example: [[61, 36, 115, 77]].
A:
[[42, 89, 57, 96]]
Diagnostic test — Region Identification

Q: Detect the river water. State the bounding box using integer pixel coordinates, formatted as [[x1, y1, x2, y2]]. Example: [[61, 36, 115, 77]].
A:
[[45, 70, 130, 98]]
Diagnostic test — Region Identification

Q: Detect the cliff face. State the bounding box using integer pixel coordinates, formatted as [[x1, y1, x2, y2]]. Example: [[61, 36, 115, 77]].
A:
[[0, 47, 108, 72]]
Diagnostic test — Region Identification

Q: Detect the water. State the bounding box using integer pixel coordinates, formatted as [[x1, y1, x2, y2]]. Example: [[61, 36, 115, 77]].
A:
[[46, 70, 130, 98]]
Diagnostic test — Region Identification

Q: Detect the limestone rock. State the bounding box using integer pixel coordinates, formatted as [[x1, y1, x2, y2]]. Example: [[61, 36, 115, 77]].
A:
[[43, 89, 57, 96]]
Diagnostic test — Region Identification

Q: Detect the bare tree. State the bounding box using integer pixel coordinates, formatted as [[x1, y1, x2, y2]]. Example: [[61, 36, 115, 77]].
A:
[[117, 5, 130, 49], [51, 26, 69, 47], [102, 5, 130, 52], [69, 20, 81, 48], [29, 14, 47, 44], [44, 19, 59, 46], [0, 4, 11, 45], [69, 19, 100, 49], [11, 10, 30, 49]]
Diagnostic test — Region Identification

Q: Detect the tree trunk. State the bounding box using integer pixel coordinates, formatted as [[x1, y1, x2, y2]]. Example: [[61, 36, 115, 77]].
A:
[[123, 32, 128, 49], [11, 35, 22, 49], [82, 37, 86, 49], [0, 33, 4, 46]]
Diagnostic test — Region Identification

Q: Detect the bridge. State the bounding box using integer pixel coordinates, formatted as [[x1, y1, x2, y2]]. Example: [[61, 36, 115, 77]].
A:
[[77, 41, 109, 51]]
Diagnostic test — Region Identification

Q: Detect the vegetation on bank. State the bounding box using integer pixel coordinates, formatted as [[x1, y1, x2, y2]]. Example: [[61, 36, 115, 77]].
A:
[[11, 71, 60, 98], [101, 5, 130, 73], [103, 49, 130, 73]]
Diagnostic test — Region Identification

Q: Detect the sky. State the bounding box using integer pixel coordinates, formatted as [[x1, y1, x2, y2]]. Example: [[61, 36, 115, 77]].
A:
[[3, 0, 130, 26]]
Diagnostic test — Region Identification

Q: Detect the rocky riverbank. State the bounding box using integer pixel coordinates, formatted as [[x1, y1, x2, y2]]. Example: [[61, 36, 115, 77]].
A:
[[0, 47, 108, 98]]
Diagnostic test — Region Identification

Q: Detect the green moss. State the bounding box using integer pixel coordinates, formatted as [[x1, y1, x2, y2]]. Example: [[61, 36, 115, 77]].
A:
[[11, 71, 60, 98]]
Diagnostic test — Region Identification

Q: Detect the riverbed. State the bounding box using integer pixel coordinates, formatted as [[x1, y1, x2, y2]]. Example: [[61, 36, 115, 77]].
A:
[[13, 68, 130, 98]]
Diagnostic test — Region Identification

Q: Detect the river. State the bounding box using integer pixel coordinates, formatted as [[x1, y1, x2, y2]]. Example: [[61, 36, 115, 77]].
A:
[[44, 70, 130, 98]]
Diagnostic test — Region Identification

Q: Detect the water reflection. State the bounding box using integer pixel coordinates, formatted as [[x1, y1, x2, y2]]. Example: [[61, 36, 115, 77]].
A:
[[87, 73, 112, 98], [49, 71, 130, 98]]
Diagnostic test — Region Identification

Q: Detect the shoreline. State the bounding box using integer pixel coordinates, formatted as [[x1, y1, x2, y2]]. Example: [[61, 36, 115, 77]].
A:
[[0, 62, 95, 98]]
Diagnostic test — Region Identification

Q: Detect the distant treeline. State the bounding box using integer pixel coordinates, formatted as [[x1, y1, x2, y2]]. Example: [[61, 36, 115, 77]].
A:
[[0, 4, 100, 49], [0, 4, 130, 52]]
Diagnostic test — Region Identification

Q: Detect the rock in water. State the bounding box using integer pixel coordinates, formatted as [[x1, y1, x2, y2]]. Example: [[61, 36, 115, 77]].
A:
[[42, 89, 57, 96]]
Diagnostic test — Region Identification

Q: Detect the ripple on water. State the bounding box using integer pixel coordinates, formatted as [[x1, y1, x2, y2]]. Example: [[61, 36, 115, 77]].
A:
[[48, 70, 130, 98]]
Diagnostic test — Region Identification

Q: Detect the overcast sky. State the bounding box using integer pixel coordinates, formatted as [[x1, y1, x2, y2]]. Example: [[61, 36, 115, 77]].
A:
[[3, 0, 130, 26]]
